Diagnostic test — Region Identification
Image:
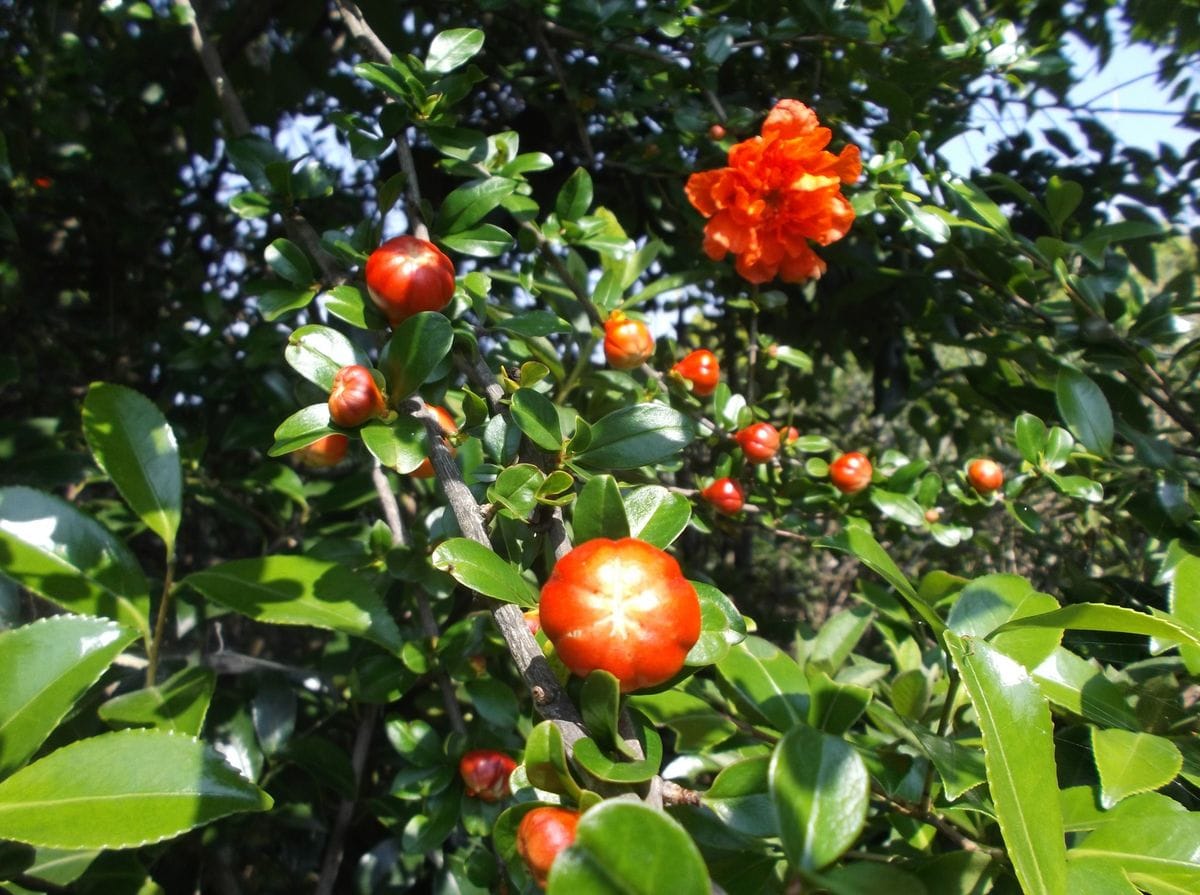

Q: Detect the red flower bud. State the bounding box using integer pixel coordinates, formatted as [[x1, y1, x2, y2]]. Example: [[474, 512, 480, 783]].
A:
[[328, 365, 387, 427], [603, 311, 654, 370], [735, 422, 780, 464], [516, 807, 580, 889], [672, 349, 721, 397], [700, 477, 745, 515], [459, 750, 517, 803]]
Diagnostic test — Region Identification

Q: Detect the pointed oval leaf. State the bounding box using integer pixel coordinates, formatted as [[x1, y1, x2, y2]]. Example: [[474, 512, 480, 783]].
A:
[[439, 223, 513, 257], [0, 487, 151, 640], [1015, 413, 1049, 465], [555, 167, 593, 221], [510, 388, 564, 452], [267, 403, 335, 457], [993, 602, 1200, 652], [183, 555, 403, 654], [360, 417, 427, 474], [522, 721, 581, 801], [572, 475, 628, 543], [264, 238, 313, 286], [425, 27, 484, 74], [1069, 812, 1200, 893], [381, 312, 454, 400], [550, 800, 708, 894], [686, 581, 747, 667], [769, 723, 869, 871], [1169, 554, 1200, 674], [0, 616, 137, 777], [430, 538, 538, 608], [573, 404, 696, 470], [1056, 369, 1113, 457], [285, 325, 365, 391], [946, 573, 1061, 670], [435, 176, 517, 234], [1092, 729, 1182, 809], [323, 283, 384, 329], [702, 756, 776, 837], [945, 632, 1067, 895], [98, 666, 216, 737], [714, 636, 809, 733], [0, 729, 272, 848], [82, 383, 182, 556], [623, 485, 690, 548]]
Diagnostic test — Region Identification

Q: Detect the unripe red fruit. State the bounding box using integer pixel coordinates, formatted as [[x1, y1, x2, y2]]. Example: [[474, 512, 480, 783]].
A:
[[365, 235, 456, 326], [967, 458, 1004, 495], [539, 538, 701, 692], [516, 807, 579, 889], [701, 478, 745, 515], [924, 508, 941, 524], [328, 364, 387, 427], [458, 750, 517, 802], [735, 422, 780, 464], [708, 123, 726, 140], [603, 310, 654, 370], [295, 434, 348, 468], [829, 451, 873, 494], [524, 610, 541, 636], [783, 426, 800, 444], [672, 349, 721, 397], [410, 404, 458, 479]]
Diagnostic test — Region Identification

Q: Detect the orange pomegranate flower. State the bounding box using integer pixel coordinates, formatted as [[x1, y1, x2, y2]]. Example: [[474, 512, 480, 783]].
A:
[[685, 100, 861, 285]]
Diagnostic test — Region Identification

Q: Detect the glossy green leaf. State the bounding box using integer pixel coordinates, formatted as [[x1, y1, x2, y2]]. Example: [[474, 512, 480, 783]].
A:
[[510, 388, 564, 451], [1169, 553, 1200, 673], [1056, 369, 1113, 457], [714, 636, 809, 733], [287, 324, 364, 391], [572, 724, 663, 783], [1068, 813, 1200, 894], [870, 489, 926, 527], [555, 167, 593, 221], [572, 404, 696, 470], [0, 729, 272, 848], [436, 176, 517, 234], [623, 485, 690, 548], [430, 538, 538, 607], [769, 723, 869, 871], [890, 669, 930, 721], [264, 238, 313, 286], [1015, 413, 1048, 465], [816, 526, 945, 635], [98, 666, 216, 737], [628, 690, 737, 753], [993, 602, 1200, 652], [0, 616, 137, 778], [808, 605, 873, 673], [438, 223, 513, 257], [256, 285, 318, 321], [1092, 729, 1182, 809], [360, 417, 426, 474], [573, 475, 628, 543], [945, 632, 1067, 895], [909, 727, 988, 800], [267, 403, 335, 457], [488, 464, 543, 519], [687, 581, 747, 666], [82, 383, 182, 556], [1046, 176, 1082, 231], [381, 313, 454, 401], [425, 27, 484, 74], [1031, 646, 1139, 730], [702, 756, 775, 837], [806, 670, 871, 736], [549, 800, 708, 894], [323, 283, 381, 329], [522, 721, 581, 800], [822, 863, 931, 895], [947, 573, 1061, 670], [579, 670, 624, 756], [492, 311, 571, 338], [183, 555, 403, 654], [0, 487, 151, 640]]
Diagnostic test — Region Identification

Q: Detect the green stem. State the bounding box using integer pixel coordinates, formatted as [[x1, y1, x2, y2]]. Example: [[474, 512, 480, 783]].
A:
[[146, 549, 177, 687]]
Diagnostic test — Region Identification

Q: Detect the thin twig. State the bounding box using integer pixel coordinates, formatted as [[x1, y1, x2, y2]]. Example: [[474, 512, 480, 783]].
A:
[[178, 0, 251, 138], [314, 704, 379, 895]]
